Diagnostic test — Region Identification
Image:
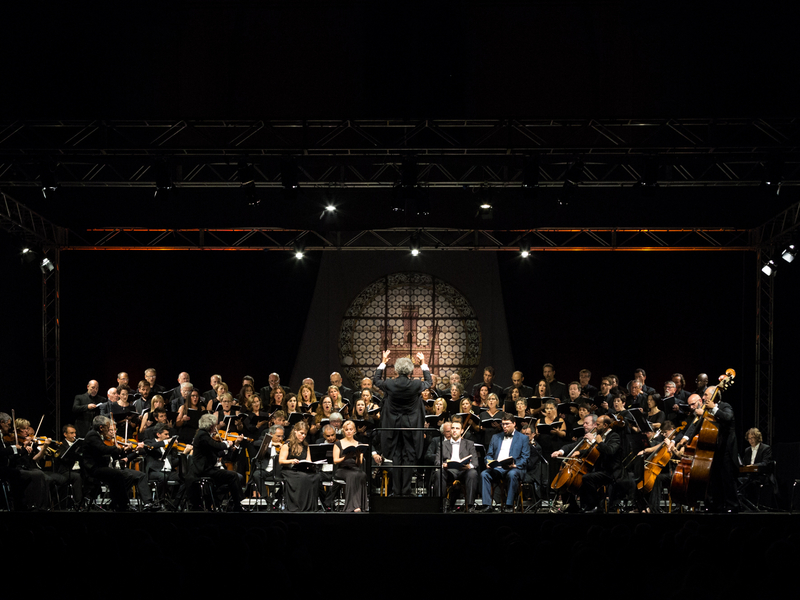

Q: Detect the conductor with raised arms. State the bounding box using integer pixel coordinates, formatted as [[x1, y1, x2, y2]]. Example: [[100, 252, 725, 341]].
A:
[[372, 349, 432, 496]]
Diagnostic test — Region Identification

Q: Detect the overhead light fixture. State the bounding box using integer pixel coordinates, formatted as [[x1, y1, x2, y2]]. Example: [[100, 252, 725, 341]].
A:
[[781, 245, 796, 263], [325, 205, 336, 213], [410, 232, 421, 256], [476, 185, 494, 219], [762, 260, 777, 276], [293, 242, 305, 259], [40, 258, 55, 273], [520, 238, 531, 258]]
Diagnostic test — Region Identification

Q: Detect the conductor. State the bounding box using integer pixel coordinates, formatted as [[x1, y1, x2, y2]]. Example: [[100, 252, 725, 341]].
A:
[[373, 349, 432, 496]]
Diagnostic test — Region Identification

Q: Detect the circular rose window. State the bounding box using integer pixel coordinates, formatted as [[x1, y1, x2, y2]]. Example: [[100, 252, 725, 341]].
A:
[[339, 272, 481, 386]]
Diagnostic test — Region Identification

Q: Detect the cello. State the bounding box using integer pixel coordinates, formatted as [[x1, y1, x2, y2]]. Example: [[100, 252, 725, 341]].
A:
[[550, 426, 603, 495], [669, 369, 735, 507], [637, 421, 687, 494]]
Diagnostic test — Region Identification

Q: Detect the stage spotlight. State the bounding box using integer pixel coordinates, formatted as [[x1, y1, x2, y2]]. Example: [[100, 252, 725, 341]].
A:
[[293, 242, 305, 259], [520, 239, 530, 258], [761, 260, 777, 276], [781, 245, 796, 263], [410, 232, 421, 256], [20, 247, 36, 265], [475, 185, 495, 219], [325, 205, 336, 213], [40, 258, 54, 273]]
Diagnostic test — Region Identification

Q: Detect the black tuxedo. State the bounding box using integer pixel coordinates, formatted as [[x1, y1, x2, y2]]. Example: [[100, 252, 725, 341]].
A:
[[372, 364, 432, 495], [438, 437, 479, 507]]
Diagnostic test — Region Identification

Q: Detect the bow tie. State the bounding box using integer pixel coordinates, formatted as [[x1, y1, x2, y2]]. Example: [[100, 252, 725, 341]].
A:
[[504, 433, 514, 439]]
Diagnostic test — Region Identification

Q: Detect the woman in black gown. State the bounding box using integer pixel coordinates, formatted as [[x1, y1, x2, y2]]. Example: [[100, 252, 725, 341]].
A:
[[333, 420, 368, 512], [278, 421, 320, 512]]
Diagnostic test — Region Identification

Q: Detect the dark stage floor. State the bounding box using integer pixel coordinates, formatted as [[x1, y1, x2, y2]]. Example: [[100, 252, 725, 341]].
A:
[[4, 508, 796, 592]]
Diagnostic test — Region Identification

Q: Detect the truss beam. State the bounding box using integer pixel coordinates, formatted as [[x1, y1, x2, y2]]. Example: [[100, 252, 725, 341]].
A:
[[2, 118, 800, 189], [61, 226, 753, 252]]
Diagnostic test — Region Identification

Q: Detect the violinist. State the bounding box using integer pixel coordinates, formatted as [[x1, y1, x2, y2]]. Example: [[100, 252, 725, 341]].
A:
[[185, 413, 244, 511], [0, 413, 27, 509], [82, 415, 151, 511], [12, 418, 50, 510], [144, 424, 183, 500], [52, 424, 83, 507]]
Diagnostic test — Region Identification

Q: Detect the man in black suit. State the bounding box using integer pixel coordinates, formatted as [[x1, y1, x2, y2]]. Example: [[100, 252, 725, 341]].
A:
[[258, 372, 291, 403], [372, 349, 431, 496], [681, 385, 740, 512], [144, 424, 183, 499], [435, 417, 478, 511], [502, 371, 534, 410], [185, 413, 243, 510], [471, 366, 504, 401], [573, 414, 622, 513], [741, 427, 777, 508], [543, 363, 567, 402], [72, 380, 102, 437], [81, 416, 150, 511]]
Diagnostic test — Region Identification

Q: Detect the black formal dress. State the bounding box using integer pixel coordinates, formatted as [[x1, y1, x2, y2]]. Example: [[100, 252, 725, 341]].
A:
[[334, 440, 368, 512], [280, 445, 320, 512], [372, 363, 432, 495]]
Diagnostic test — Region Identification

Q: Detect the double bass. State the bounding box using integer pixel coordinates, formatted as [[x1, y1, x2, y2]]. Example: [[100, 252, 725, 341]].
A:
[[669, 368, 735, 507]]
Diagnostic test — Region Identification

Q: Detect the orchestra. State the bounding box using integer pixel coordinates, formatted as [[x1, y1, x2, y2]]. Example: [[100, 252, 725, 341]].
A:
[[0, 365, 763, 513]]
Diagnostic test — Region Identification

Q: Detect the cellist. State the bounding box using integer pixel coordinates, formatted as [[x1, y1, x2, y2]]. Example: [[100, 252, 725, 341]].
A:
[[552, 414, 622, 513]]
